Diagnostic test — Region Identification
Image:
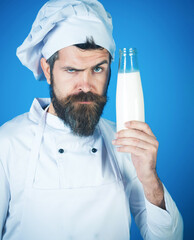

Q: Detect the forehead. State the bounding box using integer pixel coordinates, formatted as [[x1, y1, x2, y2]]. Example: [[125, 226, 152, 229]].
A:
[[57, 46, 110, 67]]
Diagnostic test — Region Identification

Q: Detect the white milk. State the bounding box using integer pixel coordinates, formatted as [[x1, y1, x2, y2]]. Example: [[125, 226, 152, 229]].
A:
[[116, 71, 145, 132]]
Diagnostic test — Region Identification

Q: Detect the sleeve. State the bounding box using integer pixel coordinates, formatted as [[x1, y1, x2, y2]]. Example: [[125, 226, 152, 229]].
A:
[[128, 177, 184, 240], [0, 159, 10, 239]]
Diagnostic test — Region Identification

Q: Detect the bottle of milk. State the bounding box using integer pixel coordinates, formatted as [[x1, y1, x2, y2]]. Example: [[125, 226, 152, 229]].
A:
[[116, 48, 145, 132]]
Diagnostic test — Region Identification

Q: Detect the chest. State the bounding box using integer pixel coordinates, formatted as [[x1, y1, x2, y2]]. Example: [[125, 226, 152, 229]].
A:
[[5, 127, 131, 240]]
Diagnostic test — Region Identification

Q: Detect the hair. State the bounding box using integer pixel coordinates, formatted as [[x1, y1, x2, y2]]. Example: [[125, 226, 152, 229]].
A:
[[46, 37, 112, 75]]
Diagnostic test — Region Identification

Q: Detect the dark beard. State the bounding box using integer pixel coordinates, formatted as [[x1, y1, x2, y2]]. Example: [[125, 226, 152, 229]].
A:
[[50, 85, 107, 137]]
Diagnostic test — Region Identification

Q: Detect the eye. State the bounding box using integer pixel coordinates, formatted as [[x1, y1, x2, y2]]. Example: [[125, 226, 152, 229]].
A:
[[93, 66, 103, 73], [67, 69, 76, 73]]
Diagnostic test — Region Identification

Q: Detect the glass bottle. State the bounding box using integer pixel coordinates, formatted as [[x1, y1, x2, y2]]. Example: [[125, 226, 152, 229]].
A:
[[116, 48, 145, 132]]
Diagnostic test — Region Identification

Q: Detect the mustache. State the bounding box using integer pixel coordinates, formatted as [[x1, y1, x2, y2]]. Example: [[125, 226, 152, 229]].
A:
[[62, 91, 107, 105], [51, 89, 108, 136]]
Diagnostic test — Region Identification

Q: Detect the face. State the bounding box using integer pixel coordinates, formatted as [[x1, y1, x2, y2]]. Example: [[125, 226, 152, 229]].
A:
[[45, 46, 110, 98], [41, 46, 111, 136]]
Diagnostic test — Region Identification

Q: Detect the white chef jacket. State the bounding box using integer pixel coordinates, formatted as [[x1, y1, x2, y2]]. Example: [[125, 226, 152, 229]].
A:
[[0, 98, 183, 240]]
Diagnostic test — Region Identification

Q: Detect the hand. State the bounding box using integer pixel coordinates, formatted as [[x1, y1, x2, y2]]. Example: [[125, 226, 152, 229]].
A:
[[112, 120, 158, 183], [112, 121, 165, 209]]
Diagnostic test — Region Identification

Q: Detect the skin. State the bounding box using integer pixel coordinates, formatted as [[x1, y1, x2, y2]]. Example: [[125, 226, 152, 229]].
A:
[[113, 121, 165, 209], [41, 45, 165, 210], [41, 46, 110, 115]]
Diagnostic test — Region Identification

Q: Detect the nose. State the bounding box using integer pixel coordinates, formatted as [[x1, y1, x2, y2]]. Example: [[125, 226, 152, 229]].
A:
[[78, 71, 92, 93]]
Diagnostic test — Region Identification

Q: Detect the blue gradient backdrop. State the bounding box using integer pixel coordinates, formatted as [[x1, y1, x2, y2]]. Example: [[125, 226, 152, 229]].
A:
[[1, 0, 193, 239]]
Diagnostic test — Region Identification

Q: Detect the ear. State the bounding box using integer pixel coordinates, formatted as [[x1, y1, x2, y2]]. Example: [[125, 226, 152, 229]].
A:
[[40, 58, 51, 84]]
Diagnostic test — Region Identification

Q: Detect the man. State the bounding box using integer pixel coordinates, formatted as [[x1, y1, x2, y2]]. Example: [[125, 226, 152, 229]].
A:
[[0, 0, 183, 239]]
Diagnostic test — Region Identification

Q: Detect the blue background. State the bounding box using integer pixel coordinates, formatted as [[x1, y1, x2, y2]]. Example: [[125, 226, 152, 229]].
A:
[[0, 0, 193, 239]]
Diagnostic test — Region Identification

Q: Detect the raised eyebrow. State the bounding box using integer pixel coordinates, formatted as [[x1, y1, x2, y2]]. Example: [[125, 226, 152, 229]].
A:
[[61, 60, 109, 71], [92, 60, 109, 68]]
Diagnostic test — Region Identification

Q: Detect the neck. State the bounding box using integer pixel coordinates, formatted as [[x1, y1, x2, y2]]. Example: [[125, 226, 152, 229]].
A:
[[48, 102, 57, 116]]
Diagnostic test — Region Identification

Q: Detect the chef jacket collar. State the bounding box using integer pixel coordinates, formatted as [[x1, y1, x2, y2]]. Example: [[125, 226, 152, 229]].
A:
[[29, 98, 50, 124]]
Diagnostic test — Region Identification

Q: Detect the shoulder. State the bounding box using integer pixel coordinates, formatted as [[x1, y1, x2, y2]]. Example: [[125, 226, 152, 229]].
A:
[[99, 118, 116, 133], [0, 113, 36, 157], [0, 113, 34, 139]]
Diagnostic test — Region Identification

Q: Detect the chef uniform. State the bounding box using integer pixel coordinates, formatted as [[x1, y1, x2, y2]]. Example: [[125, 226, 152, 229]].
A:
[[0, 98, 183, 239], [0, 0, 183, 239]]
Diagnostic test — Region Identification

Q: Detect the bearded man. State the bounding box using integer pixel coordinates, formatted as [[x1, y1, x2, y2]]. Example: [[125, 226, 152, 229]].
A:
[[0, 0, 183, 240]]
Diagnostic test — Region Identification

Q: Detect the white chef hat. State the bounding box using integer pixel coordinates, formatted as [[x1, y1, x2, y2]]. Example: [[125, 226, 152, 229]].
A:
[[16, 0, 116, 80]]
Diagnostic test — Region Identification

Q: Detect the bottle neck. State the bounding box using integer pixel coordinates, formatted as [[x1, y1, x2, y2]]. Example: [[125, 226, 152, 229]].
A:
[[118, 48, 139, 73]]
